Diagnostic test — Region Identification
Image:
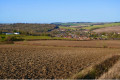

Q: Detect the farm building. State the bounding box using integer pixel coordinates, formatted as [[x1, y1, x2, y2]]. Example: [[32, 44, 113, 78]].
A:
[[6, 32, 20, 35], [6, 33, 14, 35], [14, 32, 20, 35]]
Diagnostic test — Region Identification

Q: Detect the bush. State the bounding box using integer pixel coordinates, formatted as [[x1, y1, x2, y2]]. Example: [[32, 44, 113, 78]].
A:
[[0, 36, 2, 41], [5, 36, 16, 41], [5, 36, 24, 41]]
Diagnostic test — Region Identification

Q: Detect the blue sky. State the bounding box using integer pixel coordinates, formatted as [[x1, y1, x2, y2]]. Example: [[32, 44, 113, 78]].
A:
[[0, 0, 120, 23]]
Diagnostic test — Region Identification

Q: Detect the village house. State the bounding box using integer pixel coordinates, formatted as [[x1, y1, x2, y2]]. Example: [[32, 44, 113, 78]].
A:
[[6, 33, 14, 35], [14, 32, 20, 35], [6, 32, 20, 35]]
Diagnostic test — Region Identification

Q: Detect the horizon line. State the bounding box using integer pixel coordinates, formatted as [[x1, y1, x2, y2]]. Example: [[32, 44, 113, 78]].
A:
[[0, 21, 120, 24]]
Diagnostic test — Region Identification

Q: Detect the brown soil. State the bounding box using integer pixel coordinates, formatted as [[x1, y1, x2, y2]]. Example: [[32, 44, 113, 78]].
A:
[[15, 40, 120, 48], [93, 26, 120, 33], [0, 44, 120, 79]]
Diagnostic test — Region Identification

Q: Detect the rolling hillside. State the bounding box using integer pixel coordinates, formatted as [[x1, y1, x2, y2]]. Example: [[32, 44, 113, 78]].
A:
[[82, 22, 120, 30]]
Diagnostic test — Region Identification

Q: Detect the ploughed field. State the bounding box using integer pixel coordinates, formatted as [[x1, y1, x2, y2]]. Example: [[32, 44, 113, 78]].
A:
[[15, 40, 120, 48], [93, 26, 120, 33], [0, 40, 120, 79]]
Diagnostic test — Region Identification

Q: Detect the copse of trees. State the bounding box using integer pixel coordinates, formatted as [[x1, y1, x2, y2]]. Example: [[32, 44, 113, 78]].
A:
[[0, 35, 24, 44], [0, 23, 57, 35]]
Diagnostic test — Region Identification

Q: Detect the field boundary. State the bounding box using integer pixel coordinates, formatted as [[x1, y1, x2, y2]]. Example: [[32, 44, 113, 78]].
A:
[[71, 55, 120, 79], [15, 41, 120, 49], [99, 60, 120, 79]]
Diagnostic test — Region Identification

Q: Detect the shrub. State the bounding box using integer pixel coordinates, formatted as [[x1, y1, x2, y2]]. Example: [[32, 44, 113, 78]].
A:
[[102, 44, 108, 48], [5, 36, 24, 41], [0, 36, 2, 41]]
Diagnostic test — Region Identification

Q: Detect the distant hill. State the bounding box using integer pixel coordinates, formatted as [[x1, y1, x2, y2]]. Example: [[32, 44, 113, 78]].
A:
[[82, 22, 120, 30], [51, 22, 105, 26], [52, 22, 120, 33]]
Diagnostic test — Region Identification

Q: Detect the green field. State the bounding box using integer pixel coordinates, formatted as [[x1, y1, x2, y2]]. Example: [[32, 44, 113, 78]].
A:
[[60, 23, 81, 26], [82, 23, 120, 30], [59, 22, 120, 31], [21, 36, 52, 40], [59, 26, 76, 30], [0, 35, 75, 42], [21, 35, 75, 40], [53, 22, 93, 26]]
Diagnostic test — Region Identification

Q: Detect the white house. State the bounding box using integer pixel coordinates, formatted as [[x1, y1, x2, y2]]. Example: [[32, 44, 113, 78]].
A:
[[14, 32, 20, 35], [6, 32, 20, 35]]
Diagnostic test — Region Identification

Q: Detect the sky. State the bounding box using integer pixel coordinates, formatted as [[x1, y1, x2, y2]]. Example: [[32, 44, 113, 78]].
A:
[[0, 0, 120, 23]]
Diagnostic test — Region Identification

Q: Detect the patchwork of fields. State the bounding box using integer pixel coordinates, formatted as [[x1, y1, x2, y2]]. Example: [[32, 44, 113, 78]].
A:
[[82, 23, 120, 30]]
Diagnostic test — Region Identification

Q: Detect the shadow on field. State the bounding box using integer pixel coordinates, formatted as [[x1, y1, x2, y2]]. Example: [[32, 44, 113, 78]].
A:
[[71, 55, 120, 79]]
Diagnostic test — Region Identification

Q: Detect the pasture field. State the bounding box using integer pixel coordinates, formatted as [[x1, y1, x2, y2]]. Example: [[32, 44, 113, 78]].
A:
[[21, 36, 73, 40], [59, 26, 76, 30], [0, 40, 120, 79], [82, 23, 120, 30], [0, 35, 73, 42], [57, 23, 83, 26]]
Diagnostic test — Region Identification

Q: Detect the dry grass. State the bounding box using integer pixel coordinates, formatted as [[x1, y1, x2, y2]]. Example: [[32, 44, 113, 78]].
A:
[[0, 44, 120, 79], [71, 55, 120, 79], [99, 59, 120, 79]]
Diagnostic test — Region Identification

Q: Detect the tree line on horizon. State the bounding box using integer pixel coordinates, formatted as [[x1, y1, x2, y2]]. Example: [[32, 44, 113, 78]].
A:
[[0, 23, 58, 36]]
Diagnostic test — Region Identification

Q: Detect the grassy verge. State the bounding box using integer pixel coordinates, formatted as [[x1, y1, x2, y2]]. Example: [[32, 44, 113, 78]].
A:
[[71, 55, 120, 79]]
